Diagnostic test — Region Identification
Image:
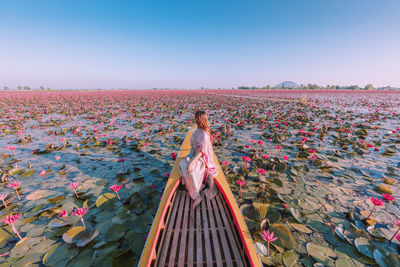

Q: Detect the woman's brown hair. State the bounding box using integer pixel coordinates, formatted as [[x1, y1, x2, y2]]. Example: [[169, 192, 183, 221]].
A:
[[195, 110, 213, 144]]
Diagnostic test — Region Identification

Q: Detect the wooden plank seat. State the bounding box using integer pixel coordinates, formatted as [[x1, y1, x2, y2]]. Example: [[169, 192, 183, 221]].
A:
[[154, 185, 250, 267]]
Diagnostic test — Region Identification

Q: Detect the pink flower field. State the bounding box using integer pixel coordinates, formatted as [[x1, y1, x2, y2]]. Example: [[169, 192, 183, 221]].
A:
[[0, 89, 399, 266]]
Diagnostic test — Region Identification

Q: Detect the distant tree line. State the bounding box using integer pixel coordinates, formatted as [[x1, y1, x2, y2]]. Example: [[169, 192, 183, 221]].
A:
[[238, 84, 398, 90], [2, 86, 51, 90]]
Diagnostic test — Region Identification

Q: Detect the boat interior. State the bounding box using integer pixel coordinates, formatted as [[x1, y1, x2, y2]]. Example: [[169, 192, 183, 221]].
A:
[[152, 182, 251, 267]]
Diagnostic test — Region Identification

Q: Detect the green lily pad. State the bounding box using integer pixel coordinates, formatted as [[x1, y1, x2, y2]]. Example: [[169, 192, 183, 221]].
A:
[[19, 170, 36, 177], [291, 223, 312, 234], [105, 224, 126, 242], [66, 248, 93, 267], [289, 208, 305, 224], [62, 226, 85, 243], [46, 194, 66, 203], [269, 223, 296, 249], [283, 250, 299, 267], [25, 190, 52, 200], [242, 204, 262, 221], [367, 225, 392, 239], [96, 193, 116, 208], [245, 219, 259, 231], [306, 242, 337, 265], [253, 203, 268, 219], [275, 162, 287, 172], [0, 228, 13, 248], [11, 169, 24, 175], [373, 247, 400, 267], [43, 243, 79, 266], [57, 170, 67, 175], [335, 255, 357, 267], [14, 253, 42, 266], [126, 230, 146, 254], [255, 242, 268, 257], [10, 237, 36, 258], [26, 225, 45, 237], [266, 207, 281, 224], [92, 242, 120, 266], [373, 184, 393, 194], [354, 237, 375, 259], [74, 229, 99, 247]]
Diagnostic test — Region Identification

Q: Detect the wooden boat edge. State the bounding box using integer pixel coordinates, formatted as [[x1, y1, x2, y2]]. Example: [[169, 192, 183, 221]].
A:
[[138, 126, 262, 266], [138, 127, 191, 266]]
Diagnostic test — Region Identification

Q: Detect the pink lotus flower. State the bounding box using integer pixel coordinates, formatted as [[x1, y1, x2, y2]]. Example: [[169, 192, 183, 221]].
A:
[[308, 149, 316, 153], [366, 197, 384, 220], [55, 156, 61, 167], [39, 169, 46, 176], [250, 139, 256, 144], [283, 155, 288, 161], [72, 207, 88, 229], [257, 140, 264, 146], [390, 219, 400, 243], [70, 182, 79, 189], [241, 156, 251, 162], [4, 145, 17, 158], [222, 161, 230, 166], [241, 156, 251, 168], [236, 180, 246, 198], [256, 168, 267, 185], [110, 184, 122, 200], [257, 168, 266, 175], [383, 194, 395, 202], [0, 193, 8, 208], [69, 182, 80, 198], [282, 203, 289, 210], [275, 146, 282, 149], [60, 137, 66, 146], [1, 213, 22, 240], [262, 154, 270, 160], [370, 197, 385, 206], [118, 158, 126, 172], [7, 181, 22, 200], [260, 229, 278, 256], [58, 210, 68, 217], [171, 152, 177, 160]]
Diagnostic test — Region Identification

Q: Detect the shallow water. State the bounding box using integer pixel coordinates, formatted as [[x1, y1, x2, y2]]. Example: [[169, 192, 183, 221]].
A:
[[0, 90, 399, 266]]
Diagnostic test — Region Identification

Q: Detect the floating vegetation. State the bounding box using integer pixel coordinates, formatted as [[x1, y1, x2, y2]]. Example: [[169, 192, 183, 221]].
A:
[[0, 90, 399, 266]]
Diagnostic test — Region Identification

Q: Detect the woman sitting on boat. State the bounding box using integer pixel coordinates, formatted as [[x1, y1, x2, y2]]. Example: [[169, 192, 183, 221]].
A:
[[178, 110, 219, 210]]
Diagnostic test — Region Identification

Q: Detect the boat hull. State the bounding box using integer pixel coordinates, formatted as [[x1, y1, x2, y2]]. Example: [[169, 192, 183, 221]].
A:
[[139, 126, 261, 266]]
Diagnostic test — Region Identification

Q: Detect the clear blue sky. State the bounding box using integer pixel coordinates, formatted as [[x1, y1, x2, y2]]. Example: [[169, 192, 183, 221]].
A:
[[1, 0, 399, 89]]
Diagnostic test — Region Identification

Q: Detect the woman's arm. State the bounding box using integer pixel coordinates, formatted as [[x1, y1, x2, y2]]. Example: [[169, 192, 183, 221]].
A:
[[187, 151, 203, 174]]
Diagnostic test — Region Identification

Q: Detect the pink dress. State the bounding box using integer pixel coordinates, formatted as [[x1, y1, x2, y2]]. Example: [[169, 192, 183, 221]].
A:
[[178, 128, 219, 200]]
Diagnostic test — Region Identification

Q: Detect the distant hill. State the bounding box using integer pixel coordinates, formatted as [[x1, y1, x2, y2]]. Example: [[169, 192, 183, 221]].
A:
[[274, 81, 299, 88]]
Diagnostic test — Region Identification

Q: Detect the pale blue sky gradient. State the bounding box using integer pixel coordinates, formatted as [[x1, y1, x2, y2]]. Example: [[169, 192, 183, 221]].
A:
[[1, 0, 399, 89]]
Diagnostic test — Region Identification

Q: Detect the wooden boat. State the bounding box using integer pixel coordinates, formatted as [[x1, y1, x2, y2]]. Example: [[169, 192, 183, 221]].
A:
[[139, 126, 262, 267]]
